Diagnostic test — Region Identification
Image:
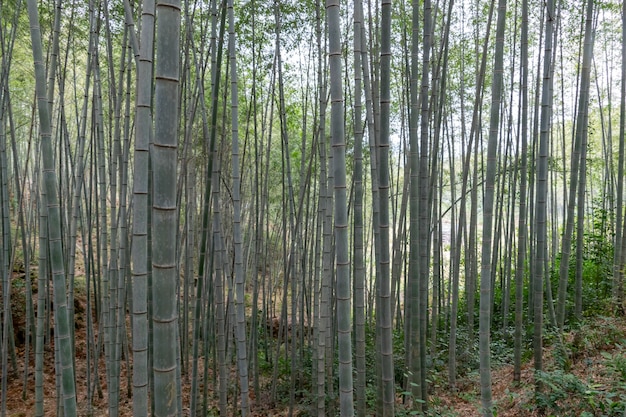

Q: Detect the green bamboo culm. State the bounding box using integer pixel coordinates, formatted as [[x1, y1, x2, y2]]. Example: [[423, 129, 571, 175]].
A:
[[25, 0, 77, 415], [152, 0, 182, 416], [327, 0, 354, 415], [227, 0, 251, 413], [379, 0, 396, 414], [478, 0, 507, 414], [131, 0, 156, 415], [534, 0, 557, 397], [352, 0, 366, 413]]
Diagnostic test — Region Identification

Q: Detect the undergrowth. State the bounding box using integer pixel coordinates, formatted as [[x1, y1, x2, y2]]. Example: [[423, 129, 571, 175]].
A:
[[526, 317, 626, 416]]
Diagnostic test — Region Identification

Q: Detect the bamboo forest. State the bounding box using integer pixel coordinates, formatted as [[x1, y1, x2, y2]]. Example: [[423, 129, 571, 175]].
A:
[[3, 0, 626, 416]]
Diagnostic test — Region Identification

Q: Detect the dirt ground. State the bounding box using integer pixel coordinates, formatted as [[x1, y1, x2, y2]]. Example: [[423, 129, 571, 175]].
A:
[[4, 274, 625, 416]]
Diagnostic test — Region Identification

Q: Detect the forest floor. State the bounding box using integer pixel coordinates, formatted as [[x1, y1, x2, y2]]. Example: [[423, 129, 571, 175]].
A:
[[4, 271, 626, 416], [427, 315, 626, 417]]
